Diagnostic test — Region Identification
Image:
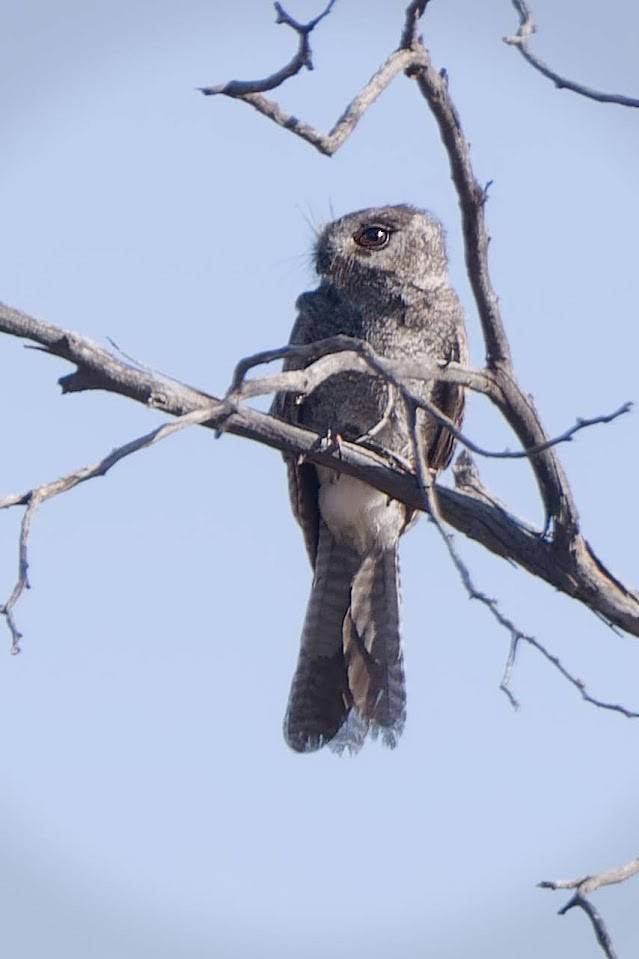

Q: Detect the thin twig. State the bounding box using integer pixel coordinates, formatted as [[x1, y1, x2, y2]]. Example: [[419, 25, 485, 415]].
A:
[[504, 0, 639, 109], [0, 406, 221, 650], [105, 336, 163, 377], [406, 403, 638, 719], [200, 0, 336, 96], [501, 626, 639, 718], [229, 339, 631, 462]]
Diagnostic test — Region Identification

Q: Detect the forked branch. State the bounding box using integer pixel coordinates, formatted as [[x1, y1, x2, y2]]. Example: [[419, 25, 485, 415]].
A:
[[200, 0, 336, 97], [540, 857, 639, 959]]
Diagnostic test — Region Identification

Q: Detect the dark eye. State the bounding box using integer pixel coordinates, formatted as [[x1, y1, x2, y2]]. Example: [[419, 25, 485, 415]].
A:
[[353, 225, 391, 250]]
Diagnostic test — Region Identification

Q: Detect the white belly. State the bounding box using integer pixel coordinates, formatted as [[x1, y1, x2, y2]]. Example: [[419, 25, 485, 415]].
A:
[[317, 471, 407, 555]]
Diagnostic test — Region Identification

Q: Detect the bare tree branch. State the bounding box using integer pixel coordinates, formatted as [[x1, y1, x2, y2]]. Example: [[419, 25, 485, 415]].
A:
[[0, 407, 218, 651], [228, 338, 631, 462], [200, 1, 418, 156], [402, 41, 584, 543], [200, 1, 336, 97], [501, 625, 639, 719], [406, 59, 511, 369], [408, 420, 638, 720], [2, 300, 638, 641], [540, 857, 639, 897], [504, 0, 639, 109], [540, 857, 639, 959]]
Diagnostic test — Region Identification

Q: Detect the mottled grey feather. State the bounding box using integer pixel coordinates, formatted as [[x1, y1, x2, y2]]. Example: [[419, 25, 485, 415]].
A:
[[345, 547, 405, 745], [284, 521, 359, 752]]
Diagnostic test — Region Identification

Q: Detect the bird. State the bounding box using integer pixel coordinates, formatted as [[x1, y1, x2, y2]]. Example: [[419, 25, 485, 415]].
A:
[[271, 205, 468, 753]]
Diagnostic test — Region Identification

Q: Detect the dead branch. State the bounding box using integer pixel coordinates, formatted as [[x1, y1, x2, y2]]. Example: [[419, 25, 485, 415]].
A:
[[402, 41, 582, 544], [540, 858, 639, 897], [200, 1, 335, 97], [407, 409, 638, 720], [540, 857, 639, 959], [504, 0, 639, 109], [228, 338, 631, 462], [2, 300, 639, 643], [202, 46, 417, 157], [0, 407, 218, 652]]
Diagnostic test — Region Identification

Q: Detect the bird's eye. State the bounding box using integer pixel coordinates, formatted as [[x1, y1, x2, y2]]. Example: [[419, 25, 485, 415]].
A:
[[353, 225, 391, 250]]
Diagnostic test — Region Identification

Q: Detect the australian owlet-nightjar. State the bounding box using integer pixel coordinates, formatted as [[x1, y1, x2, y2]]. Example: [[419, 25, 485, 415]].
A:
[[271, 205, 468, 753]]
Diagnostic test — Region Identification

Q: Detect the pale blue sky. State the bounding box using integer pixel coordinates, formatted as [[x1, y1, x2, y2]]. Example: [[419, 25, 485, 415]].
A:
[[1, 1, 639, 957]]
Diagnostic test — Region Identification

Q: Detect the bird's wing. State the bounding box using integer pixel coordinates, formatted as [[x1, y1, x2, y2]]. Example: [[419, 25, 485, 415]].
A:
[[423, 326, 467, 474], [269, 293, 328, 567]]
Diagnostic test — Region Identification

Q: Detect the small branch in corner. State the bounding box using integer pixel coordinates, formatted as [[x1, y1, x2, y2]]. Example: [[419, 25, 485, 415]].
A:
[[498, 619, 639, 719], [504, 0, 639, 109], [540, 857, 639, 959]]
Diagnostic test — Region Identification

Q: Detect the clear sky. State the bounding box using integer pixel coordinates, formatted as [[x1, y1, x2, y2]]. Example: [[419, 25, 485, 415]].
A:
[[1, 1, 639, 957]]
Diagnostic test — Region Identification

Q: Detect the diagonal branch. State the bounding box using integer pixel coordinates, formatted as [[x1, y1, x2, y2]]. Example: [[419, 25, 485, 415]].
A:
[[0, 407, 219, 651], [499, 620, 639, 719], [504, 0, 639, 109], [227, 339, 631, 463], [404, 42, 581, 540], [406, 51, 511, 370]]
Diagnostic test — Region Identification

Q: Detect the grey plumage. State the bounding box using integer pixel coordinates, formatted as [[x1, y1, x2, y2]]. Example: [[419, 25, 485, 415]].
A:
[[272, 205, 468, 753]]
